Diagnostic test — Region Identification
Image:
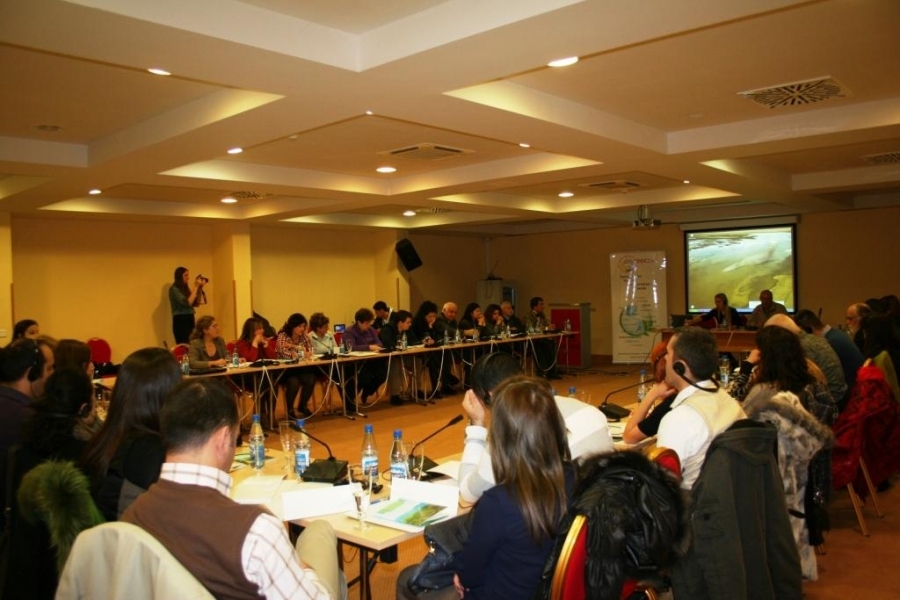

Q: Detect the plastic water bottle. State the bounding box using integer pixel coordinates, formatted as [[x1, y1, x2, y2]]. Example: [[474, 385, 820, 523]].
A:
[[564, 318, 572, 332], [361, 424, 379, 479], [390, 429, 409, 480], [454, 329, 461, 344], [293, 419, 310, 477], [231, 348, 240, 367], [180, 353, 190, 375], [719, 357, 731, 385], [400, 332, 408, 351], [637, 369, 648, 401], [249, 414, 265, 474], [568, 386, 577, 398]]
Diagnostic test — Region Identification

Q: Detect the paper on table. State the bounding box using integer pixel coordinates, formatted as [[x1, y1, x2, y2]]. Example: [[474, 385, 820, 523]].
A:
[[233, 474, 285, 504], [607, 422, 626, 439], [282, 485, 356, 521], [426, 460, 460, 480], [358, 478, 458, 532]]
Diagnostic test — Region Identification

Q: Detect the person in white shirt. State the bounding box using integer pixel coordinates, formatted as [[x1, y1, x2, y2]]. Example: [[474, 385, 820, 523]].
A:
[[458, 352, 614, 503], [657, 327, 746, 490], [122, 378, 343, 600]]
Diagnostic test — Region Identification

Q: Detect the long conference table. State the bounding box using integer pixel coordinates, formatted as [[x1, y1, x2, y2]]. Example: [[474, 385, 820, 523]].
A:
[[660, 327, 757, 353], [194, 331, 575, 425]]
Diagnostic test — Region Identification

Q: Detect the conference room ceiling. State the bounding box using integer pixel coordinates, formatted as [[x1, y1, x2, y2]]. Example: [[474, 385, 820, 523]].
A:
[[1, 0, 898, 235]]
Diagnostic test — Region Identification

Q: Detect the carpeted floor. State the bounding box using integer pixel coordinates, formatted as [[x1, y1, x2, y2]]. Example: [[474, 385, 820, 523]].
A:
[[272, 362, 900, 599]]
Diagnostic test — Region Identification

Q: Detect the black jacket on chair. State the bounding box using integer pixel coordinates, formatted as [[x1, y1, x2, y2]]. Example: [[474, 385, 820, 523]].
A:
[[671, 420, 802, 600]]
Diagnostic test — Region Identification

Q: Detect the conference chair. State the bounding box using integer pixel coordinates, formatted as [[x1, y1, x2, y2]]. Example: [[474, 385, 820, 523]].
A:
[[171, 343, 190, 362], [86, 337, 112, 364], [57, 522, 213, 600]]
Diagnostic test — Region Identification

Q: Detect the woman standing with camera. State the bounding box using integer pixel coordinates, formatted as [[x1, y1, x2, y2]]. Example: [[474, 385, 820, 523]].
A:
[[168, 267, 207, 344]]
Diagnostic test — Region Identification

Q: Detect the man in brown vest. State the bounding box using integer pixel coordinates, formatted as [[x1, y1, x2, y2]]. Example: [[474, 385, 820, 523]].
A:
[[123, 378, 342, 599]]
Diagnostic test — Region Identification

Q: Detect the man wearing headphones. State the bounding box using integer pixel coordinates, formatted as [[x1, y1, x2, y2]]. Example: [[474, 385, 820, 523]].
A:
[[0, 338, 55, 453], [458, 352, 614, 503], [658, 327, 745, 491]]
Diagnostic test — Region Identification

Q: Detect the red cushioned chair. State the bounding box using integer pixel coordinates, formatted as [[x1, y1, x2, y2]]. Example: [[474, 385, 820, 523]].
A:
[[171, 343, 190, 362], [646, 446, 682, 483], [86, 337, 112, 364]]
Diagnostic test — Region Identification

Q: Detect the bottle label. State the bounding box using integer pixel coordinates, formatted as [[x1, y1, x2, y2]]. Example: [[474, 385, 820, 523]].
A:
[[361, 454, 378, 477], [251, 441, 266, 469], [294, 448, 310, 476], [391, 460, 409, 479]]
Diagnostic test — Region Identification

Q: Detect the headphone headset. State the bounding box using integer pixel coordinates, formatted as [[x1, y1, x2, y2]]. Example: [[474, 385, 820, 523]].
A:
[[27, 340, 44, 382], [673, 359, 719, 392]]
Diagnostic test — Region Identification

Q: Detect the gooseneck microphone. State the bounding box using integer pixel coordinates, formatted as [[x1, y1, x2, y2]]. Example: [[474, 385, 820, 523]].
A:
[[288, 421, 349, 484], [598, 381, 643, 421], [408, 414, 464, 479]]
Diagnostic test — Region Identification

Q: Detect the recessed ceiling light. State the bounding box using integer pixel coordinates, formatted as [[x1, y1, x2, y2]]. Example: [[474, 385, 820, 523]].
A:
[[683, 179, 691, 184], [88, 189, 102, 195], [365, 110, 374, 116], [548, 56, 579, 68], [558, 191, 574, 198], [519, 142, 531, 148], [147, 68, 171, 76], [221, 196, 237, 204], [376, 166, 397, 174], [403, 210, 417, 217], [227, 147, 243, 154], [33, 124, 63, 132]]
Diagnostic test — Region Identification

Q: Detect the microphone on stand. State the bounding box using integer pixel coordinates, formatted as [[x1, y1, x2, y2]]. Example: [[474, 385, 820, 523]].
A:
[[598, 381, 643, 421], [409, 415, 464, 480], [289, 421, 349, 484]]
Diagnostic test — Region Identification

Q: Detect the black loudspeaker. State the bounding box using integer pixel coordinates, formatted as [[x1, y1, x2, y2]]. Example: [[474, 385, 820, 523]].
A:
[[395, 239, 423, 271]]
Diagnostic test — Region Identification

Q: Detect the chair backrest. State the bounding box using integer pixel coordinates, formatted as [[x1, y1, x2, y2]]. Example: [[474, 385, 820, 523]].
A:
[[86, 338, 112, 364], [549, 514, 588, 600], [56, 522, 213, 600], [646, 446, 681, 483], [171, 343, 190, 361], [226, 340, 238, 354]]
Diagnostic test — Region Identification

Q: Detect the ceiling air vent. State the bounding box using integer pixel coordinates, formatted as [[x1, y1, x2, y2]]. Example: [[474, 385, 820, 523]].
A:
[[738, 76, 849, 108], [415, 207, 449, 215], [582, 180, 642, 192], [381, 143, 473, 161], [861, 151, 900, 166]]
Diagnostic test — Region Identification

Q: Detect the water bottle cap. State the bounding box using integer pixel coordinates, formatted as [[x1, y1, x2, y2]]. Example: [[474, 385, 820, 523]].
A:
[[640, 368, 646, 375], [364, 424, 373, 433], [569, 386, 576, 394], [252, 414, 260, 422], [296, 419, 305, 428], [394, 429, 402, 438]]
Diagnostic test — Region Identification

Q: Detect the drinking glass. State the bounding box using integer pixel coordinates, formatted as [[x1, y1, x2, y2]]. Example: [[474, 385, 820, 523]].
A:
[[408, 443, 426, 480], [277, 420, 293, 471], [577, 390, 592, 405], [349, 465, 372, 529]]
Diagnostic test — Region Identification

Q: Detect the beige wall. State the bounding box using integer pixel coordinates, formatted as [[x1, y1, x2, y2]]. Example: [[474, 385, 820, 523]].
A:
[[10, 216, 216, 359], [6, 206, 898, 361]]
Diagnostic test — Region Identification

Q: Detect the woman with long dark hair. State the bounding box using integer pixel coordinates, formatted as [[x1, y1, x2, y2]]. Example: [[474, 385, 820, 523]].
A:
[[276, 313, 317, 418], [168, 266, 206, 344], [81, 347, 181, 521], [12, 319, 39, 340], [399, 376, 573, 599], [236, 317, 275, 363], [3, 367, 96, 599]]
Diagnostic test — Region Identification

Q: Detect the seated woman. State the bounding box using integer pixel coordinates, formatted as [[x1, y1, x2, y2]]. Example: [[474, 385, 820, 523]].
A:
[[397, 375, 573, 599], [275, 313, 317, 418], [53, 339, 102, 437], [12, 318, 39, 340], [459, 302, 487, 340], [410, 301, 446, 398], [861, 314, 900, 402], [482, 303, 504, 339], [741, 326, 835, 580], [187, 315, 229, 369], [623, 341, 676, 444], [81, 348, 182, 521], [380, 309, 414, 405], [342, 308, 387, 412], [689, 292, 742, 329], [236, 317, 276, 363], [309, 312, 338, 355], [3, 367, 96, 600]]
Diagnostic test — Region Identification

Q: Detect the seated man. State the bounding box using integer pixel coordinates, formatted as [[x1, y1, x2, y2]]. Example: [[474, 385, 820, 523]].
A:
[[458, 352, 614, 503], [658, 327, 746, 490], [795, 308, 863, 410], [523, 296, 561, 379], [500, 300, 524, 334], [745, 289, 787, 329], [372, 301, 395, 331], [122, 378, 342, 599]]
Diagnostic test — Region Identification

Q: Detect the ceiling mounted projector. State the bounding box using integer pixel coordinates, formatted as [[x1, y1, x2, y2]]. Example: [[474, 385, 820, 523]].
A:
[[633, 205, 661, 229]]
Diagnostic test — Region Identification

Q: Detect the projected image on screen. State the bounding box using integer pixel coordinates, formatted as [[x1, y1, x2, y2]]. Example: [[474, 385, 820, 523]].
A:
[[685, 225, 796, 314]]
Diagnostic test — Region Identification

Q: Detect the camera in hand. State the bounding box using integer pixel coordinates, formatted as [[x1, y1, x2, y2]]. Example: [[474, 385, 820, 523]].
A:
[[196, 275, 210, 284]]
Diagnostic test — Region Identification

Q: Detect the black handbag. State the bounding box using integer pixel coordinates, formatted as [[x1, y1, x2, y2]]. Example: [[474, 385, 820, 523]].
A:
[[407, 512, 472, 594]]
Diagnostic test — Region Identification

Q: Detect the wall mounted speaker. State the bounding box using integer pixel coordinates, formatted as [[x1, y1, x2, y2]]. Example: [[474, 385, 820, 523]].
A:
[[395, 239, 423, 271]]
